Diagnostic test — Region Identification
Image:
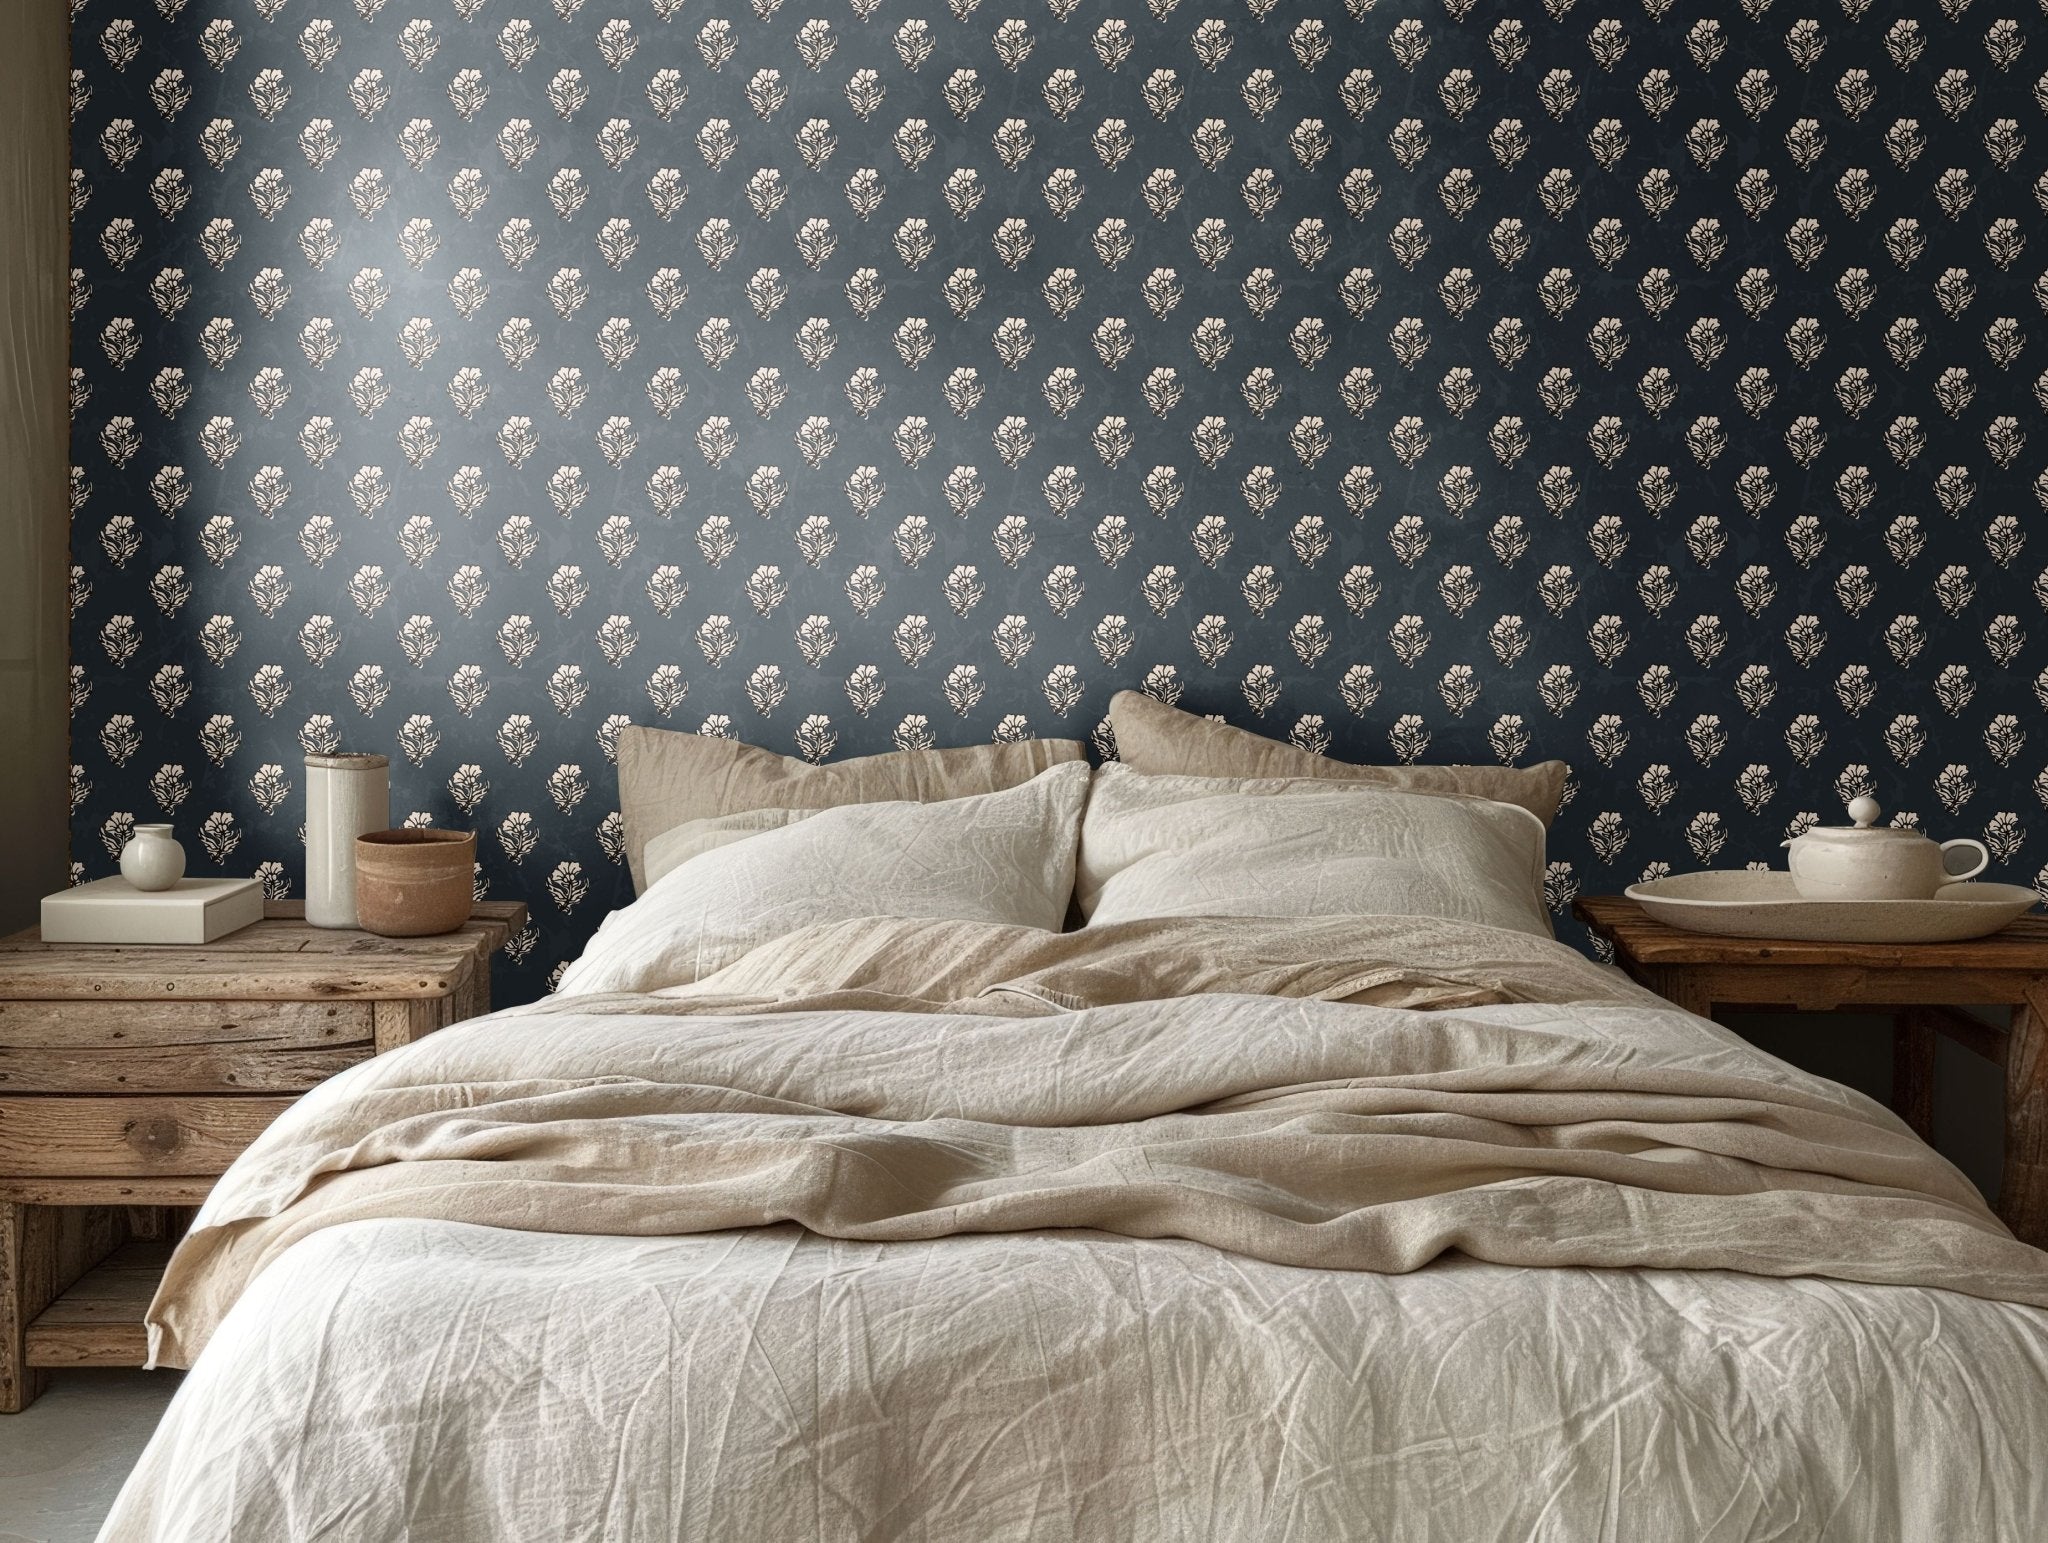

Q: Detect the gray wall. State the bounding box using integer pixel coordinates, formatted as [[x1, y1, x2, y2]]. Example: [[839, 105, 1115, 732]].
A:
[[0, 5, 71, 931]]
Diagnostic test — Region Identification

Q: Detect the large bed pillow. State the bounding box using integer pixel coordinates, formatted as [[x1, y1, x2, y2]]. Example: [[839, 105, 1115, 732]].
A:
[[616, 726, 1088, 892], [560, 762, 1092, 995], [1077, 763, 1551, 938], [1106, 690, 1569, 828], [642, 807, 814, 890]]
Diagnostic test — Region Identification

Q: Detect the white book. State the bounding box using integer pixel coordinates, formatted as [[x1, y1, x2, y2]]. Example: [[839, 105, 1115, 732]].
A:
[[41, 877, 266, 945]]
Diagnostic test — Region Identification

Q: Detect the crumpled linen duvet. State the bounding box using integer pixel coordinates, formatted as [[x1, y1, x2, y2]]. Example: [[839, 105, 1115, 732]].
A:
[[100, 915, 2048, 1541]]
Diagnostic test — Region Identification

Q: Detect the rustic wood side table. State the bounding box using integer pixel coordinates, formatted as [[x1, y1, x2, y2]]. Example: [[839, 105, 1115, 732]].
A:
[[1575, 895, 2048, 1249], [0, 899, 526, 1411]]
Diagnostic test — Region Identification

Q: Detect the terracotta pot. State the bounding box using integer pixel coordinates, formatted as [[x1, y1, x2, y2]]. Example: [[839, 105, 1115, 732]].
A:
[[354, 829, 476, 937]]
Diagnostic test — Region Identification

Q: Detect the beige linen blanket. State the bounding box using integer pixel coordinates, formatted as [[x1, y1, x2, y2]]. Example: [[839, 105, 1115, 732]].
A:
[[147, 915, 2048, 1368]]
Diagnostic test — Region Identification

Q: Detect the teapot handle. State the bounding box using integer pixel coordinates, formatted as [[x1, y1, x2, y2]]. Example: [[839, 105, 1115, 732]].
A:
[[1938, 839, 1990, 885]]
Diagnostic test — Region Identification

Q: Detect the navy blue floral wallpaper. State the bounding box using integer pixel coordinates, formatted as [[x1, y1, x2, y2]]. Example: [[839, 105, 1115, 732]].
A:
[[67, 0, 2048, 997]]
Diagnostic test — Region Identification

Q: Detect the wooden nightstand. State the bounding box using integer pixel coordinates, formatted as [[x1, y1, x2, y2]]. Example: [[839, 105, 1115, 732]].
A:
[[1575, 895, 2048, 1248], [0, 899, 525, 1411]]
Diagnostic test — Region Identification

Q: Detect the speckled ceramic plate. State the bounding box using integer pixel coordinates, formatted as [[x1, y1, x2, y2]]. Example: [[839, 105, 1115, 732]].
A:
[[1624, 871, 2041, 943]]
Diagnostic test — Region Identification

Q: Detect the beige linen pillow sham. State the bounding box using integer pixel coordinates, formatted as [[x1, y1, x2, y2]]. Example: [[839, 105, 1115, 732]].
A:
[[616, 725, 1087, 892], [561, 763, 1093, 995], [1105, 690, 1569, 827], [1077, 763, 1552, 938]]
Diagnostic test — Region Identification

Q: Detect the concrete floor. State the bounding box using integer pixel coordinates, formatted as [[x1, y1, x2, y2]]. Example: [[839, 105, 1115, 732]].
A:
[[0, 1371, 181, 1543]]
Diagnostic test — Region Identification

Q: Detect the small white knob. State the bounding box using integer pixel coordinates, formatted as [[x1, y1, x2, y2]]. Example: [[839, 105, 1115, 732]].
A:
[[1847, 794, 1881, 828]]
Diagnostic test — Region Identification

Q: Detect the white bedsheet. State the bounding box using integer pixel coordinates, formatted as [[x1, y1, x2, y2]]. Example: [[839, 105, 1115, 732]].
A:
[[107, 1216, 2048, 1541], [97, 913, 2048, 1541]]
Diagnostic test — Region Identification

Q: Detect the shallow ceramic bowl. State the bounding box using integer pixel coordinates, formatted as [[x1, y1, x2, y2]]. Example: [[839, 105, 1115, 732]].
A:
[[1625, 870, 2040, 944], [355, 829, 475, 937]]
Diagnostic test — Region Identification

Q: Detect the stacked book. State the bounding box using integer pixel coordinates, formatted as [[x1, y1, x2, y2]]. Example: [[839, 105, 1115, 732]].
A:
[[41, 877, 265, 944]]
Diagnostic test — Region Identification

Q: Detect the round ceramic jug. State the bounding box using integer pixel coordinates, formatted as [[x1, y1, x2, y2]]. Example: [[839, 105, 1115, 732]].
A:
[[119, 824, 186, 891], [1782, 796, 1990, 901]]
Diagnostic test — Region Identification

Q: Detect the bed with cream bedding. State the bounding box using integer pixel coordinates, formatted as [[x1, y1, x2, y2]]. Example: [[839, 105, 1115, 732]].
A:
[[101, 910, 2048, 1542]]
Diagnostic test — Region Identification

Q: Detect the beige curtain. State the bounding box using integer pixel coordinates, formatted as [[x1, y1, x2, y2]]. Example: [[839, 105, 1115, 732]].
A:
[[0, 9, 71, 929]]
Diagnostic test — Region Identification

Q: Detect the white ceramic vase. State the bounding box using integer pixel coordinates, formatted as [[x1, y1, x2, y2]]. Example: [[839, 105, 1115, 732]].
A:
[[305, 752, 390, 928], [119, 824, 185, 891]]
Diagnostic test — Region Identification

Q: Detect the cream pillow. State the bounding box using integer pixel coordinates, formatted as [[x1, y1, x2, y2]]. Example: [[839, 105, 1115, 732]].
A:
[[1077, 763, 1551, 938], [560, 762, 1092, 995], [1105, 690, 1569, 828], [615, 726, 1087, 892]]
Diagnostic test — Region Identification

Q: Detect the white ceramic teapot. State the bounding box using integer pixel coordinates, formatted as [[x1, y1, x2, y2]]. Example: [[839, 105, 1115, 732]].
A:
[[1782, 795, 1990, 901]]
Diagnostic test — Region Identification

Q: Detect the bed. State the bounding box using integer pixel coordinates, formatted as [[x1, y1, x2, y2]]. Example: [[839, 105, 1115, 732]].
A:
[[96, 720, 2048, 1541]]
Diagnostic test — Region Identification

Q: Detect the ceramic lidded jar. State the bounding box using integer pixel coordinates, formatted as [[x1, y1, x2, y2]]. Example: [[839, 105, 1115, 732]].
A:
[[305, 752, 390, 928], [119, 824, 186, 891], [1782, 795, 1991, 901]]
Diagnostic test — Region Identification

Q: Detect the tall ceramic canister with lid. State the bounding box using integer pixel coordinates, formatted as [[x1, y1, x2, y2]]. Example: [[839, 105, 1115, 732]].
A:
[[305, 752, 390, 927]]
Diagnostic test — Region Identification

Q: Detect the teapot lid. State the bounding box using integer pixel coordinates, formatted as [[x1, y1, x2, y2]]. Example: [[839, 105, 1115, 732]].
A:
[[1809, 794, 1923, 841]]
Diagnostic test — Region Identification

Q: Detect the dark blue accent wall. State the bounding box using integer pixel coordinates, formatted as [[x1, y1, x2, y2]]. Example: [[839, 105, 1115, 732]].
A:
[[68, 0, 2048, 997]]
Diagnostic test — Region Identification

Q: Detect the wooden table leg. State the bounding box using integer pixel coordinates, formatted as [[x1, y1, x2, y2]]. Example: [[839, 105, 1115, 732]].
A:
[[0, 1202, 128, 1412], [2000, 986, 2048, 1249], [1892, 1011, 1937, 1142], [1, 1201, 54, 1412]]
